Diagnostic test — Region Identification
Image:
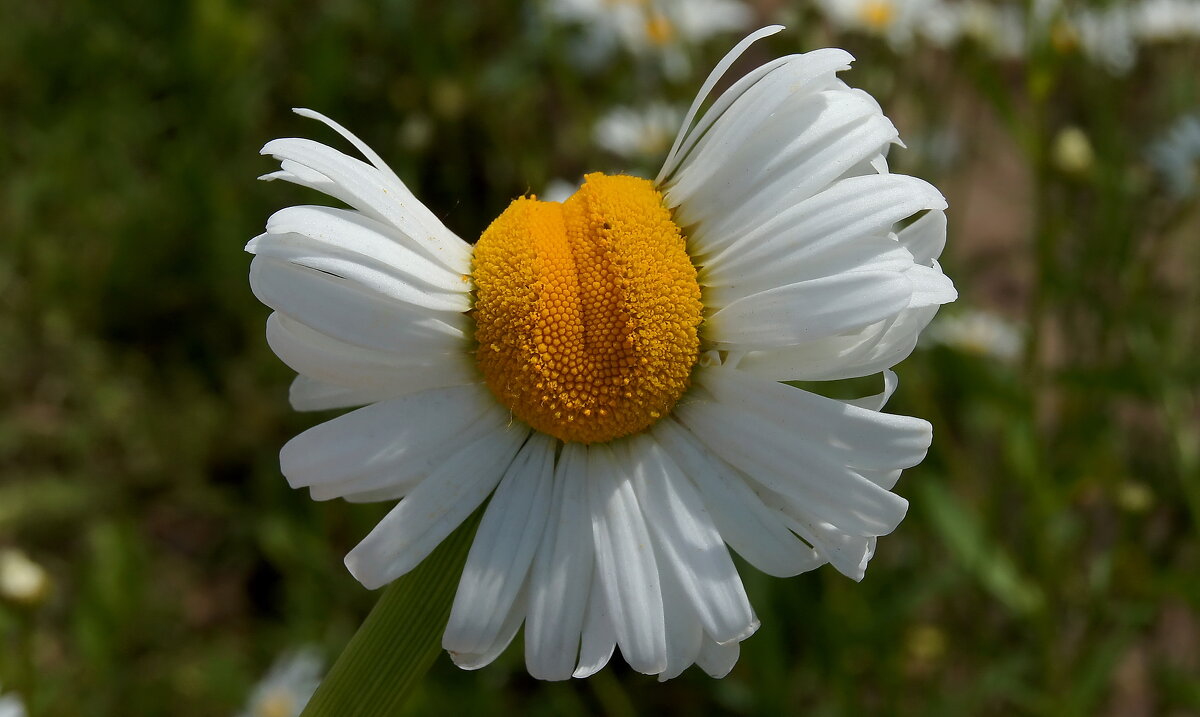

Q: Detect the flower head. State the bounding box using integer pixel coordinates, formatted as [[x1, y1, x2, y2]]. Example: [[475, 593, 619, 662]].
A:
[[815, 0, 941, 49], [249, 26, 955, 680], [0, 549, 50, 607], [238, 648, 324, 717], [0, 691, 25, 717], [545, 0, 752, 77], [594, 103, 683, 160], [925, 308, 1023, 362], [1147, 113, 1200, 197]]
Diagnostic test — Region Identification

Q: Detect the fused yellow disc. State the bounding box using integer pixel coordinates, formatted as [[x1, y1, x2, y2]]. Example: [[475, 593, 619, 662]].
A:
[[472, 173, 702, 444]]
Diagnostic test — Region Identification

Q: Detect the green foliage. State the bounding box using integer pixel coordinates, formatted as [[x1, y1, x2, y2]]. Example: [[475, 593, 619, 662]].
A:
[[1, 1, 1198, 715]]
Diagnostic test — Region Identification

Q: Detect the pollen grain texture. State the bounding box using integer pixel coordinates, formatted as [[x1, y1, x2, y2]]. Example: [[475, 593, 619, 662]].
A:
[[472, 173, 701, 444]]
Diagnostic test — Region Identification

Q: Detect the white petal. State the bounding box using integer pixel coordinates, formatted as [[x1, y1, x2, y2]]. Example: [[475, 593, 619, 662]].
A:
[[698, 173, 946, 295], [279, 384, 499, 493], [766, 499, 877, 580], [697, 366, 932, 472], [301, 406, 505, 503], [676, 399, 909, 538], [656, 564, 704, 682], [525, 443, 594, 681], [623, 434, 758, 645], [674, 87, 897, 233], [250, 234, 466, 313], [735, 304, 940, 381], [652, 418, 824, 578], [249, 256, 468, 355], [657, 25, 789, 184], [260, 137, 471, 272], [573, 563, 617, 679], [444, 433, 556, 657], [448, 583, 528, 670], [906, 262, 958, 308], [251, 229, 464, 311], [702, 239, 916, 311], [696, 638, 740, 678], [258, 204, 469, 294], [663, 51, 856, 208], [706, 271, 914, 350], [343, 421, 529, 589], [266, 313, 474, 394], [897, 209, 947, 264], [677, 91, 900, 251], [291, 108, 406, 187], [860, 468, 903, 490], [842, 369, 899, 411], [287, 375, 388, 412], [587, 444, 668, 676]]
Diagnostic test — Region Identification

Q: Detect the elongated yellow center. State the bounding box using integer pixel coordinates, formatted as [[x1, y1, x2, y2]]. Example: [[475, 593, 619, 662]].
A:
[[472, 173, 702, 444]]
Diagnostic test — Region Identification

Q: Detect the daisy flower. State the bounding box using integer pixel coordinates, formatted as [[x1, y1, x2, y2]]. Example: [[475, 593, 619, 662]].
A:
[[1072, 5, 1137, 73], [0, 688, 25, 717], [593, 102, 683, 160], [248, 26, 955, 681], [924, 308, 1023, 362], [238, 648, 324, 717], [545, 0, 752, 78], [814, 0, 940, 50], [1147, 113, 1200, 198], [1132, 0, 1200, 43], [0, 548, 50, 607]]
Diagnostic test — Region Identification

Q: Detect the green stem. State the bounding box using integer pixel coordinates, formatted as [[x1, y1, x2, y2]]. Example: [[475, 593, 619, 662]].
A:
[[301, 511, 481, 717]]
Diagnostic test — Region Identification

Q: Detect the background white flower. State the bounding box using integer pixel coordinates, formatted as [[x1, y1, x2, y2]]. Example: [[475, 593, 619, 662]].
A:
[[0, 549, 50, 607], [593, 102, 683, 160], [925, 308, 1023, 362], [0, 691, 26, 717], [815, 0, 941, 49], [1147, 113, 1200, 197], [237, 648, 324, 717], [544, 0, 752, 77]]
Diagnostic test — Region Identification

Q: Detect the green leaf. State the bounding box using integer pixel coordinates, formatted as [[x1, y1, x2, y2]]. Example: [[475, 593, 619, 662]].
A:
[[301, 511, 481, 717], [918, 481, 1045, 616]]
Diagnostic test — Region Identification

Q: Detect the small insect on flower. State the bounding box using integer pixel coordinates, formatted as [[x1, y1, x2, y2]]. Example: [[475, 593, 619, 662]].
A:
[[248, 26, 955, 681]]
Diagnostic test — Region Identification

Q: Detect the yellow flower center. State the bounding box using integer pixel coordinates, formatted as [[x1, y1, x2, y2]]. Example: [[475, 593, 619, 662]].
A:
[[472, 173, 702, 444], [858, 0, 895, 30], [645, 14, 676, 46], [256, 691, 295, 717]]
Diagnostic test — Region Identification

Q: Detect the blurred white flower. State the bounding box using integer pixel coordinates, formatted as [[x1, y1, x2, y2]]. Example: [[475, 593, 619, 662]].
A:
[[397, 114, 433, 153], [957, 0, 1026, 58], [1073, 6, 1137, 73], [0, 690, 26, 717], [0, 549, 50, 607], [545, 0, 752, 77], [1147, 114, 1200, 197], [594, 103, 683, 160], [925, 309, 1023, 362], [541, 178, 579, 204], [1132, 0, 1200, 43], [816, 0, 939, 49], [238, 648, 324, 717], [906, 126, 963, 172], [1052, 126, 1095, 176]]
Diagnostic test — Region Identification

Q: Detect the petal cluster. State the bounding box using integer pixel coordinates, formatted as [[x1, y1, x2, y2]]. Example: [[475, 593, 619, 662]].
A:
[[248, 27, 955, 681]]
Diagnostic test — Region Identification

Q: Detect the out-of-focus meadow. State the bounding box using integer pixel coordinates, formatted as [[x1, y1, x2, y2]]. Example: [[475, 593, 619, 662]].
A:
[[2, 0, 1198, 715]]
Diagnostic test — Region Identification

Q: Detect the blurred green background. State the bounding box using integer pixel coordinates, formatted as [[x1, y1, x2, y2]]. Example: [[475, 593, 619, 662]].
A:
[[2, 0, 1198, 715]]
